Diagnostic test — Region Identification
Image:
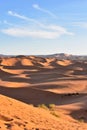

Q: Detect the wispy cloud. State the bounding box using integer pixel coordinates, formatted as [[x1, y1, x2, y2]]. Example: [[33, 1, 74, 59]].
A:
[[42, 25, 73, 35], [1, 11, 74, 39], [32, 4, 57, 19], [8, 11, 43, 26]]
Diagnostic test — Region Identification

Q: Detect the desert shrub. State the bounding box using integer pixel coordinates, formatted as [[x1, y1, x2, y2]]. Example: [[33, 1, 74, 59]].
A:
[[48, 104, 56, 110], [37, 104, 48, 110], [78, 117, 85, 123], [50, 111, 59, 118]]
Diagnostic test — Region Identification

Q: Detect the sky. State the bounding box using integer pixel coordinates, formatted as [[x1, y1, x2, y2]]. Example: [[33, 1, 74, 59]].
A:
[[0, 0, 87, 55]]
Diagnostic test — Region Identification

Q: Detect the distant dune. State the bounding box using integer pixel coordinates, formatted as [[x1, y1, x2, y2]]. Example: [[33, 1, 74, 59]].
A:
[[0, 56, 87, 129]]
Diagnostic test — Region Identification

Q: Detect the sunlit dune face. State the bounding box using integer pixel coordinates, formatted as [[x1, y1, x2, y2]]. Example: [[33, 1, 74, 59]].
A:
[[1, 58, 34, 67], [0, 80, 29, 88], [57, 60, 72, 66], [21, 58, 34, 66], [1, 58, 18, 66]]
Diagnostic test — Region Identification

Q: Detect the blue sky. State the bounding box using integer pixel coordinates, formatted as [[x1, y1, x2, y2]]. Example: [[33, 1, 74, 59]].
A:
[[0, 0, 87, 55]]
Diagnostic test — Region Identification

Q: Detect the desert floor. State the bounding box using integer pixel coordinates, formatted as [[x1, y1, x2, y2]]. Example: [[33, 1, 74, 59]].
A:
[[0, 56, 87, 130]]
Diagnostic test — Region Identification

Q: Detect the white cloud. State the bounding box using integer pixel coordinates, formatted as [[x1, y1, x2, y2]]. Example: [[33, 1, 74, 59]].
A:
[[32, 4, 57, 18], [1, 26, 73, 39], [1, 11, 73, 39], [1, 28, 61, 39]]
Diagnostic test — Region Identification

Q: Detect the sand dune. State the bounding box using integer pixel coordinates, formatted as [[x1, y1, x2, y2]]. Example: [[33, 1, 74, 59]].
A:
[[0, 56, 87, 129], [0, 94, 60, 130], [0, 94, 87, 130], [57, 60, 72, 66]]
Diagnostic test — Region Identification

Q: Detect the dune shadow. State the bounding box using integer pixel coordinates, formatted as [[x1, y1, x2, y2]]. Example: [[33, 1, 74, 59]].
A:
[[0, 85, 87, 107], [34, 84, 69, 90], [70, 108, 87, 123], [2, 76, 31, 83], [1, 66, 87, 85], [3, 65, 39, 70], [0, 86, 62, 106]]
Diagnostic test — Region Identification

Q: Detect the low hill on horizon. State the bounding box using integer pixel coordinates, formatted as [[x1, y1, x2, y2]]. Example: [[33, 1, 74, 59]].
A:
[[1, 53, 87, 60]]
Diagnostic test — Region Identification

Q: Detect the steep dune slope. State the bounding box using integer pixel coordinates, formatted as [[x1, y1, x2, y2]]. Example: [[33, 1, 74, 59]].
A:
[[0, 94, 87, 130]]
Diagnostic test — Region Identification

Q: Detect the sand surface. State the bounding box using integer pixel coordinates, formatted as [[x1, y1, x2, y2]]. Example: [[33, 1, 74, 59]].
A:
[[0, 56, 87, 130]]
